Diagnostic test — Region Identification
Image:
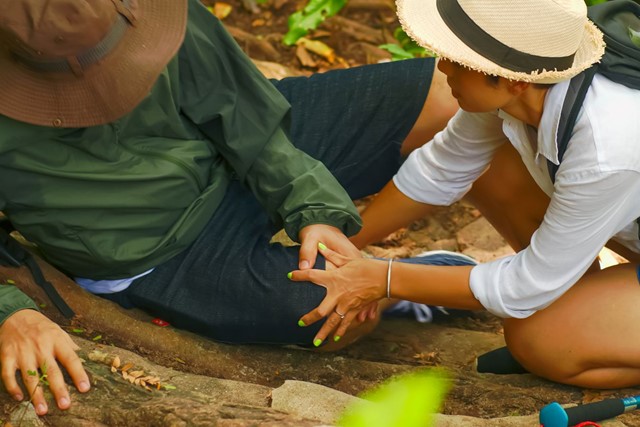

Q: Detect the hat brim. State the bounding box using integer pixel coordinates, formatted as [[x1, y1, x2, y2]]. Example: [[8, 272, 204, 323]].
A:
[[0, 0, 188, 128], [396, 0, 605, 84]]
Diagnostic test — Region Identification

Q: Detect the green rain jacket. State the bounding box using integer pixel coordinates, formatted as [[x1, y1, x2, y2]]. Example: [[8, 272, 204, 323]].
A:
[[0, 0, 361, 323]]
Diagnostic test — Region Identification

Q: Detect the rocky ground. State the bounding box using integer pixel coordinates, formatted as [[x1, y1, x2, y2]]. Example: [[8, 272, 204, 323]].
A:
[[1, 1, 639, 426]]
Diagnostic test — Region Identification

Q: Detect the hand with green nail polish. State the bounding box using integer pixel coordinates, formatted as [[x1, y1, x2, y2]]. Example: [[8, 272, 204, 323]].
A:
[[297, 224, 361, 273]]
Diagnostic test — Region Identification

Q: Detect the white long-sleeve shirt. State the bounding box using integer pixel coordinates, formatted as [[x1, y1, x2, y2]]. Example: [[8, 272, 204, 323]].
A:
[[394, 74, 640, 318]]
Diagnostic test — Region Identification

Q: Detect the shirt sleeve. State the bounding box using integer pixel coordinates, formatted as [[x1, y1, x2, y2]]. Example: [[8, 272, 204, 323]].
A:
[[471, 169, 640, 318], [177, 1, 361, 240], [394, 110, 507, 205], [0, 285, 39, 325]]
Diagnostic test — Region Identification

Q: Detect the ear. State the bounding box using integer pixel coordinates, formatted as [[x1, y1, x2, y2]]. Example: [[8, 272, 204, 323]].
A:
[[506, 80, 530, 95]]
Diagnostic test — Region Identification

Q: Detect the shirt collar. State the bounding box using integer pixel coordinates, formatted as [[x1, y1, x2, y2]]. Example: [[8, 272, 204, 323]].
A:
[[496, 80, 571, 165], [537, 80, 571, 166]]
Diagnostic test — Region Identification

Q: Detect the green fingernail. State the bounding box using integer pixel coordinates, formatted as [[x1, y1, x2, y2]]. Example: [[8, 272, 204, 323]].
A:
[[298, 319, 306, 327], [314, 338, 323, 347], [318, 242, 327, 250], [287, 272, 293, 279], [334, 335, 341, 342]]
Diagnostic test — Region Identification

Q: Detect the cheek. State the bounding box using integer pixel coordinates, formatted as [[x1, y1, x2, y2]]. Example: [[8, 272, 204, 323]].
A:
[[456, 87, 498, 112]]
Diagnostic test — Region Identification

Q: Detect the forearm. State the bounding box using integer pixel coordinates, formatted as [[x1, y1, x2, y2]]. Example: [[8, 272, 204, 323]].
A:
[[351, 180, 435, 249], [245, 129, 361, 239], [390, 261, 482, 310]]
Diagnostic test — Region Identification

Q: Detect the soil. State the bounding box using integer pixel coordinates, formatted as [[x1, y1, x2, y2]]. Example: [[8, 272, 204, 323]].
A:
[[206, 0, 401, 71]]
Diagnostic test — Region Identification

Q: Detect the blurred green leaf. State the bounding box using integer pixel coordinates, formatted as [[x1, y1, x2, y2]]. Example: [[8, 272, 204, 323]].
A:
[[379, 44, 415, 61], [338, 369, 450, 427], [585, 0, 608, 5], [379, 27, 432, 61], [283, 0, 347, 46], [630, 27, 640, 48]]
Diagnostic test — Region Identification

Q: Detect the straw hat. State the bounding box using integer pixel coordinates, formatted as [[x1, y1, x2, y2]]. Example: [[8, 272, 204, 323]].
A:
[[0, 0, 188, 128], [396, 0, 606, 83]]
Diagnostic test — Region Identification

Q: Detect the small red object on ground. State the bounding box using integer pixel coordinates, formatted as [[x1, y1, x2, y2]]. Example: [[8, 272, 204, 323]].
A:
[[575, 423, 601, 427], [151, 318, 170, 327]]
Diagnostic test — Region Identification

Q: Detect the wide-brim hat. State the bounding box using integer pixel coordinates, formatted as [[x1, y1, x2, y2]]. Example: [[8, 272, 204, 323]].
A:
[[0, 0, 188, 128], [396, 0, 606, 83]]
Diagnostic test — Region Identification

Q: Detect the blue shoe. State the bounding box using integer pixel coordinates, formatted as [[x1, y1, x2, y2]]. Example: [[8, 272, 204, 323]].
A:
[[383, 250, 477, 323]]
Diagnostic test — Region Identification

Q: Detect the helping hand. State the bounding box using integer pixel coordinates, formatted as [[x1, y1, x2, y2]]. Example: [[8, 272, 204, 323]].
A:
[[297, 224, 362, 270], [0, 310, 90, 415], [289, 244, 387, 346]]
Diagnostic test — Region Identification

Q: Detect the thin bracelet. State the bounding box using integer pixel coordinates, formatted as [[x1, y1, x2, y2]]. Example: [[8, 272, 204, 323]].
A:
[[386, 258, 394, 299]]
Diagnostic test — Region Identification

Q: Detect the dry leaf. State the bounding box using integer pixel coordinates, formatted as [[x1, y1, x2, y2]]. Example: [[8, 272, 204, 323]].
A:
[[207, 3, 233, 20], [129, 370, 145, 379], [296, 37, 336, 63], [111, 355, 121, 369], [121, 363, 134, 373], [146, 377, 161, 385], [295, 45, 317, 68]]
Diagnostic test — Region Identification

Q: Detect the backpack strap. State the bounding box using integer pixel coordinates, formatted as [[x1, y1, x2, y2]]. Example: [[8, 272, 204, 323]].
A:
[[0, 221, 75, 319], [547, 66, 598, 184]]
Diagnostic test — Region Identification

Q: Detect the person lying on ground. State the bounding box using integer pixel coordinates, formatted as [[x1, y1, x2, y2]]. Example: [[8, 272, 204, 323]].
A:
[[0, 0, 459, 416], [290, 0, 640, 389]]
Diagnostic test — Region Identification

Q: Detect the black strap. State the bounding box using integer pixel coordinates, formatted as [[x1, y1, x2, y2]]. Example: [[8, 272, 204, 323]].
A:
[[548, 66, 640, 238], [0, 225, 75, 319], [547, 66, 598, 184]]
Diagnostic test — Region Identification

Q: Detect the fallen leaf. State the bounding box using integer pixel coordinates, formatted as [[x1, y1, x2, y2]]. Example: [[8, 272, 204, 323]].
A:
[[129, 370, 145, 379], [206, 3, 233, 20], [295, 44, 318, 68], [296, 37, 336, 63]]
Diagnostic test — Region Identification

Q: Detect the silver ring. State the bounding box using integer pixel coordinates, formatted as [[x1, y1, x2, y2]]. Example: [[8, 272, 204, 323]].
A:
[[335, 309, 346, 319]]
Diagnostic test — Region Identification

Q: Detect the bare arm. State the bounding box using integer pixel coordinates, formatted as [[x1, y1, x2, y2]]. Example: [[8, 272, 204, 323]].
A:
[[350, 180, 436, 249]]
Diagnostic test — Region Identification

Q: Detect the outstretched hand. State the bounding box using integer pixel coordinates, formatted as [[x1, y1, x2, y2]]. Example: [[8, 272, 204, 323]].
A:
[[0, 310, 90, 415], [289, 243, 388, 346]]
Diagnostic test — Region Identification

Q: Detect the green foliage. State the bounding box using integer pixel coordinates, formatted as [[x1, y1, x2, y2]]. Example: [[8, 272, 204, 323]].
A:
[[585, 0, 608, 5], [630, 27, 640, 48], [27, 361, 49, 387], [379, 27, 432, 61], [283, 0, 347, 46], [338, 369, 450, 427]]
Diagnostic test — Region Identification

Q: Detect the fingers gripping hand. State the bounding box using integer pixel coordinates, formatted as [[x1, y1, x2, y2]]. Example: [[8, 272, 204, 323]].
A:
[[0, 310, 90, 415], [298, 224, 361, 270], [289, 244, 387, 346]]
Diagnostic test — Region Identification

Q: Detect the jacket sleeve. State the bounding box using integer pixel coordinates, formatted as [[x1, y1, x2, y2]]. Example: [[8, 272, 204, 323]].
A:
[[178, 1, 361, 240], [0, 285, 39, 325]]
